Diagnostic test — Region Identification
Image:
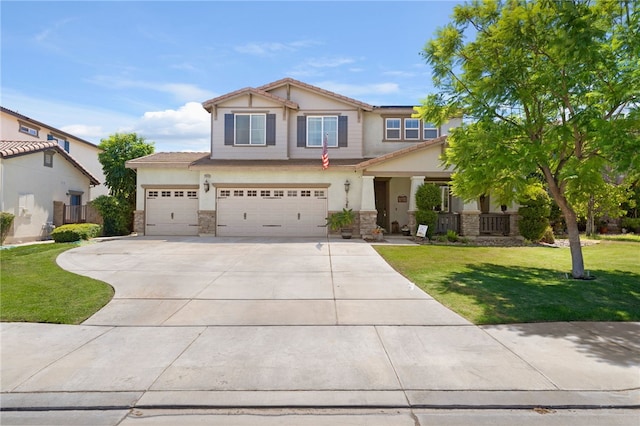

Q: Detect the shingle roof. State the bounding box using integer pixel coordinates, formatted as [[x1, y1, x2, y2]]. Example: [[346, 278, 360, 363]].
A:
[[0, 140, 100, 185], [258, 78, 374, 111], [202, 87, 299, 112], [126, 152, 209, 169]]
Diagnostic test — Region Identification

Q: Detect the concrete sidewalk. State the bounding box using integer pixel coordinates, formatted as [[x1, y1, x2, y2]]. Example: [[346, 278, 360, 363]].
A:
[[1, 237, 638, 425]]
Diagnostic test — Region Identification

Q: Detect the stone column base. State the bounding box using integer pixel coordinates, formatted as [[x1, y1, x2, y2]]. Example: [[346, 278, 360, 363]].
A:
[[508, 212, 520, 237], [359, 210, 377, 239], [133, 210, 145, 234], [198, 210, 216, 235], [460, 211, 480, 237]]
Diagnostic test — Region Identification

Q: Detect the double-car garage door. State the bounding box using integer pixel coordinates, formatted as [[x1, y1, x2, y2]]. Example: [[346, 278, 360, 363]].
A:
[[145, 187, 328, 237], [216, 187, 327, 237]]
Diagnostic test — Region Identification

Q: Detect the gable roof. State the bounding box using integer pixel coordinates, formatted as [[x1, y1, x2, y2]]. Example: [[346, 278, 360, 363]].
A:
[[356, 136, 448, 169], [258, 78, 374, 111], [202, 87, 299, 112], [1, 106, 100, 150], [0, 140, 101, 185]]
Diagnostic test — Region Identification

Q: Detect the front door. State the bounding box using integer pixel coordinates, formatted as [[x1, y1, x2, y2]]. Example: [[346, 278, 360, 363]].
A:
[[374, 179, 389, 231]]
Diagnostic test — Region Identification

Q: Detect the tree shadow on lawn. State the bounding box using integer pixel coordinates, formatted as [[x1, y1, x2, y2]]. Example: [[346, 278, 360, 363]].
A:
[[442, 264, 640, 367]]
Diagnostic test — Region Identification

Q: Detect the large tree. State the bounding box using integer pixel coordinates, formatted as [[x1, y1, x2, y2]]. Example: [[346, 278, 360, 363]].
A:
[[98, 132, 154, 212], [416, 0, 639, 278]]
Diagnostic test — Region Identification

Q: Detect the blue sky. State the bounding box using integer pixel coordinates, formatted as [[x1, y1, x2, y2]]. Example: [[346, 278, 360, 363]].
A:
[[1, 1, 464, 151]]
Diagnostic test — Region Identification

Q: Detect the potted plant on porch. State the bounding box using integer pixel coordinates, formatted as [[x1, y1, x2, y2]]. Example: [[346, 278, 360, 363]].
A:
[[326, 208, 356, 239]]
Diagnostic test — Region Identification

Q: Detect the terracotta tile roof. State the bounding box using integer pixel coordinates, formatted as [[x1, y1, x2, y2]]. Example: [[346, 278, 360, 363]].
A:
[[126, 152, 209, 168], [0, 140, 58, 157], [356, 136, 448, 169], [258, 78, 374, 111], [0, 140, 100, 185], [202, 87, 299, 112]]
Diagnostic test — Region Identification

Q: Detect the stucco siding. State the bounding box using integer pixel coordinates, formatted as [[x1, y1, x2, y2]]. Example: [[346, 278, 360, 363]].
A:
[[135, 168, 199, 210], [1, 153, 91, 243]]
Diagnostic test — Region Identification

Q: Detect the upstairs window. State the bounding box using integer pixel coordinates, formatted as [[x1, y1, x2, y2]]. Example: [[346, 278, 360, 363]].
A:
[[48, 134, 70, 152], [19, 122, 39, 137], [424, 123, 438, 139], [404, 118, 420, 139], [307, 116, 338, 147], [235, 114, 266, 145], [385, 119, 401, 139]]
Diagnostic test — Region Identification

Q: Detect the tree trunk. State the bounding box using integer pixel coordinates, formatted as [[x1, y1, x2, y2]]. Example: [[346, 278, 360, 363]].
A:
[[542, 168, 586, 279]]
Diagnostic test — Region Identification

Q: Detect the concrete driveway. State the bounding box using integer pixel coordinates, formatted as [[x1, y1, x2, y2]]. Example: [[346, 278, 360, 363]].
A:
[[1, 236, 638, 425]]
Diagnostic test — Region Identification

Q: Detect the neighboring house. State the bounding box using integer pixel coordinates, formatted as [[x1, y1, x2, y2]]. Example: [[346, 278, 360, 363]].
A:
[[127, 78, 517, 238], [0, 141, 100, 244], [1, 106, 107, 199]]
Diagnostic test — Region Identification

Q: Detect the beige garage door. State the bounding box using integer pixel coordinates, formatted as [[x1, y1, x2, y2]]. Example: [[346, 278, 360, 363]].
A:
[[216, 188, 327, 237], [145, 189, 199, 236]]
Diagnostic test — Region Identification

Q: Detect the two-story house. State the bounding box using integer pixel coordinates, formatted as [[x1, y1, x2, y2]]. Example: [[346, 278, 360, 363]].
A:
[[1, 107, 107, 199], [1, 107, 104, 244], [127, 78, 516, 238]]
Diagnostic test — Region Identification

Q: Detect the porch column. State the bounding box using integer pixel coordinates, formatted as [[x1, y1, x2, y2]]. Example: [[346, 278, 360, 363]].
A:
[[359, 175, 377, 238], [460, 200, 480, 237], [408, 176, 425, 234]]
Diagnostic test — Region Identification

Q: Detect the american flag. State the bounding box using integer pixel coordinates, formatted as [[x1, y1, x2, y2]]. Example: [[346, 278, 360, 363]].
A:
[[321, 133, 329, 170]]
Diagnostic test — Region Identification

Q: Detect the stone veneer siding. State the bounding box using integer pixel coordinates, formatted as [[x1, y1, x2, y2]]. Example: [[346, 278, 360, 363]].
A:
[[508, 212, 520, 237], [460, 211, 480, 237], [198, 210, 216, 235], [358, 211, 377, 239], [133, 210, 145, 234]]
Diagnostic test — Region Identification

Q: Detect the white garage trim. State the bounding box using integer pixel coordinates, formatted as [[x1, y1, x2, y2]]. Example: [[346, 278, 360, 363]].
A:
[[145, 189, 199, 236], [216, 187, 328, 237]]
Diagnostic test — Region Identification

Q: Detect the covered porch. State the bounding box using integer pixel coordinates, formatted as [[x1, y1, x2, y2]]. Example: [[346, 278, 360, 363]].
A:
[[356, 140, 519, 239]]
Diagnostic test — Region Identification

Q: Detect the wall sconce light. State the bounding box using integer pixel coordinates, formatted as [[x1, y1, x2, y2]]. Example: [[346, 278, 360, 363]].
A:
[[344, 179, 351, 208], [203, 179, 210, 193]]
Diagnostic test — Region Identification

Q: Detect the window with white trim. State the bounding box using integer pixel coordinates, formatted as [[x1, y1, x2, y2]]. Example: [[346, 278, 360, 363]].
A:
[[404, 119, 420, 139], [385, 118, 401, 139], [161, 191, 171, 197], [424, 122, 438, 139], [220, 190, 231, 197], [233, 190, 244, 197], [148, 191, 158, 198], [19, 122, 39, 137], [187, 191, 197, 198], [235, 114, 266, 145], [307, 116, 337, 147], [48, 134, 70, 152]]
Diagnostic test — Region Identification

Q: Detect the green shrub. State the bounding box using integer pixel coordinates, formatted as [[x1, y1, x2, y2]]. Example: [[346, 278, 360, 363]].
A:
[[415, 183, 441, 211], [90, 196, 130, 236], [446, 229, 459, 242], [1, 212, 15, 244], [51, 223, 102, 243], [517, 184, 551, 242], [415, 210, 437, 238], [621, 217, 640, 233]]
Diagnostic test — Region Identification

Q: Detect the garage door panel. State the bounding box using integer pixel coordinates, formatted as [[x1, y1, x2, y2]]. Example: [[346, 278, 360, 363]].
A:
[[146, 190, 199, 236], [217, 187, 327, 237]]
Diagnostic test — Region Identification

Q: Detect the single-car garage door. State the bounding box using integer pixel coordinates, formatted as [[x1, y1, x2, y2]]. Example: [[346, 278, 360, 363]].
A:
[[216, 187, 327, 237], [145, 189, 199, 236]]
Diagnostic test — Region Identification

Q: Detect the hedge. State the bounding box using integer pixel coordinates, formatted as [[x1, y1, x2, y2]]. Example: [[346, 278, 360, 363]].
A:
[[51, 223, 102, 243], [1, 212, 15, 244]]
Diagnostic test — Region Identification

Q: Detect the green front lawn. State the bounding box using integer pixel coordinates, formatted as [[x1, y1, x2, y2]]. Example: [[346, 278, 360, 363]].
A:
[[0, 243, 114, 324], [375, 240, 640, 324]]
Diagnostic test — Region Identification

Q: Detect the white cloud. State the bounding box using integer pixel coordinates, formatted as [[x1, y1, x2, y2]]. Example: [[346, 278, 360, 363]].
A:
[[234, 39, 320, 56], [129, 102, 210, 152], [59, 124, 105, 140], [89, 76, 215, 103]]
